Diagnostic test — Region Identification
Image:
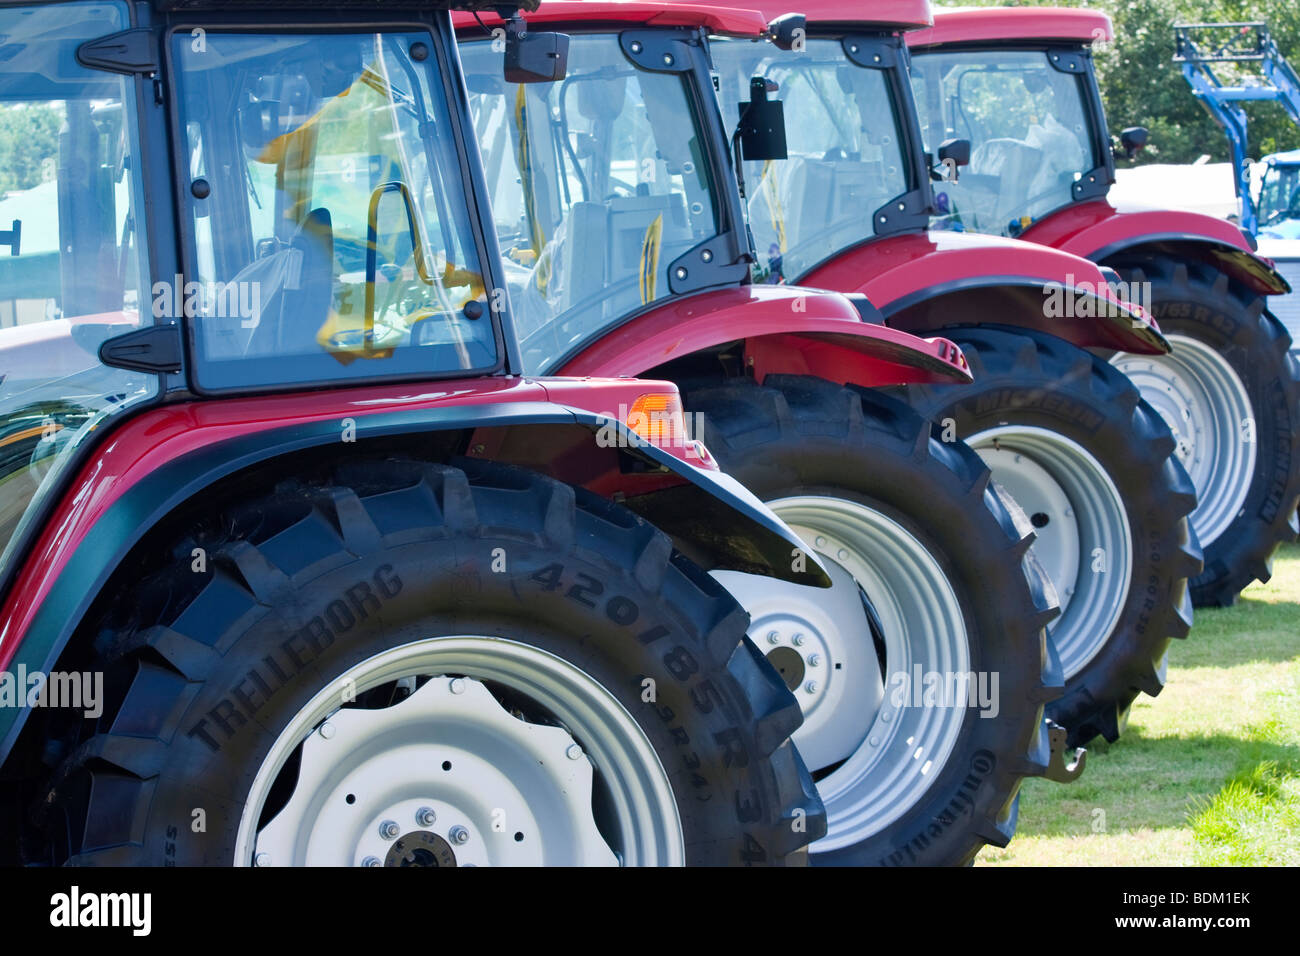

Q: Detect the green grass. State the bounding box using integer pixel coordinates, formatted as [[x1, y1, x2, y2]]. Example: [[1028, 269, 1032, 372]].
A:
[[977, 542, 1300, 866]]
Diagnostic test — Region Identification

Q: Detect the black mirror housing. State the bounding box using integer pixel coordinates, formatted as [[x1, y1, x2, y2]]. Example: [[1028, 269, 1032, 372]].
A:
[[1119, 126, 1149, 159], [737, 77, 787, 162], [937, 138, 971, 167], [766, 13, 806, 52], [505, 29, 569, 83]]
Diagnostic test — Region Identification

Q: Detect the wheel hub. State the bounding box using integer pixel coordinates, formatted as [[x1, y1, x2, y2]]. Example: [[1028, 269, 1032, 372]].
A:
[[237, 637, 685, 867], [386, 831, 457, 868], [254, 675, 612, 867], [969, 426, 1132, 679], [1111, 334, 1255, 548], [715, 495, 970, 853]]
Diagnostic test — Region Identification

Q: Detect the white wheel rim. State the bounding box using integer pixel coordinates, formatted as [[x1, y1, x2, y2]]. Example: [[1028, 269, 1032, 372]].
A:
[[235, 636, 684, 867], [1111, 333, 1255, 548], [715, 496, 970, 853], [969, 427, 1132, 678]]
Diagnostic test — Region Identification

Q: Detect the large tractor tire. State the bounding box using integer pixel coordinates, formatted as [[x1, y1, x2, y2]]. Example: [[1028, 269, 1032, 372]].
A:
[[682, 375, 1060, 866], [33, 458, 823, 866], [896, 327, 1203, 747], [1108, 257, 1300, 607]]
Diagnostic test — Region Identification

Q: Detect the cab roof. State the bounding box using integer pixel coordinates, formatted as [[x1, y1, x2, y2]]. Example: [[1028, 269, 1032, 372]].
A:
[[451, 1, 768, 37], [670, 1, 932, 30], [907, 6, 1114, 49]]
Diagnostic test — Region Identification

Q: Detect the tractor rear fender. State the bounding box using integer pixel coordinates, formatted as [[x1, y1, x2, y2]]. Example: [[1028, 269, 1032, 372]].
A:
[[0, 378, 829, 764], [799, 231, 1169, 355], [555, 284, 974, 388], [1021, 201, 1291, 297]]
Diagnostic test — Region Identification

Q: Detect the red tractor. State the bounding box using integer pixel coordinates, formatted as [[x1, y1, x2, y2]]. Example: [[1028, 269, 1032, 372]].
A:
[[456, 1, 1079, 866], [685, 0, 1200, 752], [907, 5, 1300, 609], [0, 0, 844, 866]]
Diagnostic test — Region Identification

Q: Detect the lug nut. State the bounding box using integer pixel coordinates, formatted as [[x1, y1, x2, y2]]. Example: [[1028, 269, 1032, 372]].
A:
[[318, 722, 335, 739], [792, 633, 805, 646], [254, 853, 271, 867], [566, 744, 583, 760], [362, 856, 382, 868], [808, 654, 821, 667], [379, 820, 400, 840], [449, 678, 466, 695], [804, 680, 818, 693], [449, 826, 470, 845], [416, 807, 436, 827], [767, 630, 781, 645]]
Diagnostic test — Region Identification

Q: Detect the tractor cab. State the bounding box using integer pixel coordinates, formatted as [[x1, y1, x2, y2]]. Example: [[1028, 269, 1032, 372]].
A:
[[458, 4, 766, 375], [1255, 150, 1300, 240], [704, 3, 934, 282], [0, 0, 568, 589], [0, 2, 155, 567], [906, 7, 1114, 238]]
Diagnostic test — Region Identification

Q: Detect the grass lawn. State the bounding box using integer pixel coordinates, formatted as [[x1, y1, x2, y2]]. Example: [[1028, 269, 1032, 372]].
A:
[[978, 542, 1300, 866]]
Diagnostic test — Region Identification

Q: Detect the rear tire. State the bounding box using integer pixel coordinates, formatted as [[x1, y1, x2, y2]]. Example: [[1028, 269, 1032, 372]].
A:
[[682, 375, 1058, 866], [33, 458, 822, 866], [1108, 257, 1300, 607], [895, 327, 1202, 746]]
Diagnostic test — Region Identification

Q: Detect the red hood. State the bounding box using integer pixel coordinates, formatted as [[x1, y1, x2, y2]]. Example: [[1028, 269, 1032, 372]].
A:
[[806, 230, 1125, 304], [799, 230, 1168, 355]]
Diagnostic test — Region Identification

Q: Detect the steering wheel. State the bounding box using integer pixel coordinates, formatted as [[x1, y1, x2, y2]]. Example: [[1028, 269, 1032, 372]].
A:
[[603, 177, 637, 201]]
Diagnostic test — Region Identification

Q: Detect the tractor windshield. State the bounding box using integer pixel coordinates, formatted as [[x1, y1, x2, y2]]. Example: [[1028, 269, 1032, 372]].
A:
[[460, 33, 721, 374], [710, 37, 913, 283], [0, 2, 155, 578], [171, 29, 497, 391], [910, 48, 1101, 237], [1257, 160, 1300, 239]]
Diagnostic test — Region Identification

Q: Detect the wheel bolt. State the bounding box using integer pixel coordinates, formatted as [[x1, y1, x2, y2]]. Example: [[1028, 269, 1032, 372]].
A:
[[362, 856, 382, 868], [566, 743, 583, 760], [808, 654, 821, 667], [449, 678, 466, 695], [804, 680, 818, 693], [379, 820, 400, 840], [254, 852, 271, 867], [415, 807, 436, 827], [449, 825, 470, 845], [792, 633, 805, 646]]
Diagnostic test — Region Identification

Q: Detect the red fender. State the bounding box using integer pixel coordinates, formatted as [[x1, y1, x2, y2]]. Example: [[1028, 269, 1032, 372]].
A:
[[0, 376, 731, 670], [799, 231, 1168, 355], [555, 285, 973, 388], [1021, 201, 1290, 297]]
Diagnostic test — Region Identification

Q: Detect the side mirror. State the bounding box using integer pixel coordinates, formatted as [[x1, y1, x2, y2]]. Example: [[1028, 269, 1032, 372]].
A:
[[766, 13, 806, 52], [736, 77, 787, 162], [931, 139, 970, 182], [1118, 126, 1149, 160], [938, 138, 971, 168], [498, 8, 569, 83]]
